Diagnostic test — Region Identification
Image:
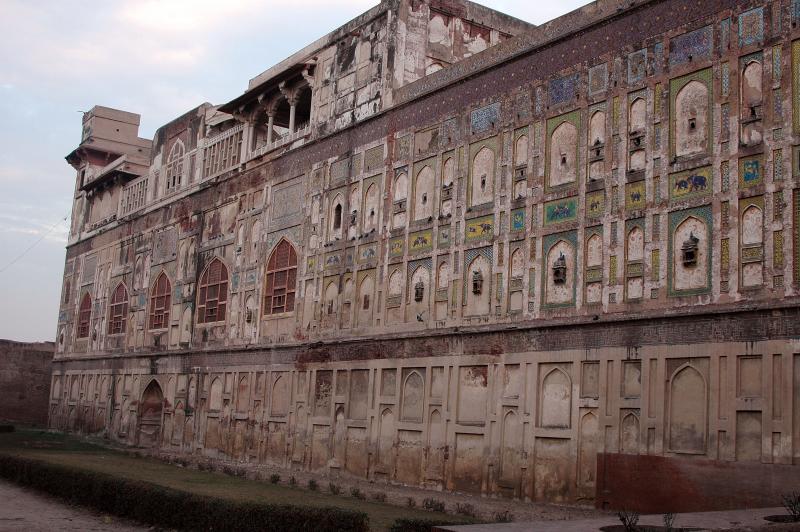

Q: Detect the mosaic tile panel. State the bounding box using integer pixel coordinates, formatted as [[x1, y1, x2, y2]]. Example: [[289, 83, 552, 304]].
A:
[[775, 190, 785, 220], [589, 63, 608, 95], [739, 154, 764, 188], [613, 96, 621, 132], [330, 158, 351, 181], [774, 150, 784, 182], [409, 229, 433, 255], [721, 62, 730, 97], [465, 214, 494, 242], [793, 40, 800, 134], [794, 0, 800, 25], [668, 204, 713, 297], [721, 238, 730, 281], [654, 124, 662, 150], [363, 145, 384, 174], [721, 161, 730, 192], [389, 236, 405, 258], [535, 86, 544, 115], [611, 221, 618, 245], [625, 181, 646, 211], [651, 249, 660, 281], [586, 190, 605, 219], [324, 253, 342, 271], [471, 102, 500, 135], [794, 190, 800, 282], [544, 196, 578, 226], [773, 46, 783, 82], [438, 225, 451, 248], [653, 212, 661, 240], [669, 166, 712, 202], [511, 208, 525, 232], [627, 49, 647, 85], [721, 200, 730, 229], [669, 25, 713, 67], [773, 88, 783, 122], [395, 135, 411, 161], [738, 7, 764, 48], [549, 73, 580, 106], [654, 83, 663, 118], [654, 176, 662, 203], [774, 230, 785, 269], [773, 1, 783, 35], [720, 18, 731, 52], [654, 42, 664, 73], [357, 243, 377, 264], [721, 103, 730, 142]]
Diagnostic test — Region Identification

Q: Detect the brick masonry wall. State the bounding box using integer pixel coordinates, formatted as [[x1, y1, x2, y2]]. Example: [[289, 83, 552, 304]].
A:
[[0, 340, 54, 425]]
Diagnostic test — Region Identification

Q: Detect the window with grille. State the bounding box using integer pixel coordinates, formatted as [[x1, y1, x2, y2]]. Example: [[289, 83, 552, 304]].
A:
[[197, 258, 229, 324], [165, 140, 185, 192], [77, 293, 92, 338], [108, 283, 128, 335], [148, 272, 171, 330], [263, 239, 297, 315]]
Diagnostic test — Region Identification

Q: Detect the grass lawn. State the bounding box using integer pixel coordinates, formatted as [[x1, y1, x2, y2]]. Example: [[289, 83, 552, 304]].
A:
[[0, 428, 477, 531]]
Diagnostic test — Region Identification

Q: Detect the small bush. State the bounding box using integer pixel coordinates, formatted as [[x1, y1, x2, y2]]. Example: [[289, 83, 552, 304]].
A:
[[390, 518, 462, 532], [493, 510, 513, 523], [289, 476, 297, 486], [406, 497, 416, 508], [308, 479, 318, 491], [371, 491, 386, 502], [350, 487, 366, 500], [328, 483, 341, 495], [269, 473, 281, 484], [0, 455, 369, 532], [663, 512, 676, 531], [422, 497, 445, 512], [783, 492, 800, 521], [617, 509, 640, 532], [455, 502, 476, 517]]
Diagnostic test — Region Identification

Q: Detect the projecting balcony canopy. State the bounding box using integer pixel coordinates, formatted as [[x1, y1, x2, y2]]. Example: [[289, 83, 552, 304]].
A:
[[78, 153, 150, 193]]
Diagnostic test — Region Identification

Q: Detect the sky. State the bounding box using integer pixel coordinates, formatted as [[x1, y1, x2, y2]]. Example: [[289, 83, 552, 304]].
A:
[[0, 0, 588, 342]]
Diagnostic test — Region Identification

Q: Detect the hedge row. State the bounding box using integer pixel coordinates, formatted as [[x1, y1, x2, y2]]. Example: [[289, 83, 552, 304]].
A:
[[0, 454, 368, 532]]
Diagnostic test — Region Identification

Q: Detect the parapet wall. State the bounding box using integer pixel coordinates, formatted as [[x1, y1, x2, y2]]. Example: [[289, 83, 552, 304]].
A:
[[1, 340, 53, 425]]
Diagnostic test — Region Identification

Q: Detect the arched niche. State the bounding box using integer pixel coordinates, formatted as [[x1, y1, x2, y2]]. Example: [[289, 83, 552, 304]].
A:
[[540, 367, 572, 429], [549, 121, 578, 187], [465, 255, 491, 316], [668, 364, 707, 454], [674, 80, 709, 157], [470, 146, 495, 206], [510, 248, 524, 279], [401, 371, 424, 422], [270, 374, 289, 416], [586, 234, 603, 268], [413, 165, 434, 221], [546, 240, 575, 305], [627, 226, 644, 262], [673, 215, 709, 292], [514, 135, 529, 167], [629, 98, 647, 134], [209, 378, 223, 412], [363, 183, 380, 232]]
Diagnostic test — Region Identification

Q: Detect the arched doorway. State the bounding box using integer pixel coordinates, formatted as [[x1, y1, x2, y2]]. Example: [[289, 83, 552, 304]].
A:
[[137, 379, 164, 448]]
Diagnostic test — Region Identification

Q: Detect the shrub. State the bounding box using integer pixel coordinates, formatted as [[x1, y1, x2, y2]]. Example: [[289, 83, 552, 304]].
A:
[[389, 518, 462, 532], [371, 491, 386, 502], [269, 473, 281, 484], [350, 487, 366, 500], [0, 455, 369, 532], [455, 502, 476, 517], [617, 509, 640, 532], [406, 497, 416, 508], [493, 510, 513, 523], [783, 492, 800, 521], [422, 498, 445, 512], [328, 483, 341, 495], [308, 479, 318, 491]]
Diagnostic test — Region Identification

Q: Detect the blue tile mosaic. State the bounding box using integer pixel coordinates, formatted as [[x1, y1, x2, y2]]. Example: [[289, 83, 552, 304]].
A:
[[738, 7, 764, 48], [549, 73, 579, 106], [669, 26, 713, 67], [627, 49, 647, 85], [720, 18, 731, 52], [471, 102, 500, 134]]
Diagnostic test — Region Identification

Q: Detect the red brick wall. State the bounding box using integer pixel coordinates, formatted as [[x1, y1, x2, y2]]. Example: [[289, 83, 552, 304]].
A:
[[0, 340, 53, 425], [596, 453, 800, 513]]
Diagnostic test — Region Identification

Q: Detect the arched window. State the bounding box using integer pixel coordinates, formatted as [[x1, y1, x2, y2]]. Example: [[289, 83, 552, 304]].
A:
[[165, 140, 185, 192], [108, 283, 128, 334], [148, 272, 171, 330], [333, 203, 343, 230], [77, 293, 92, 338], [263, 239, 297, 315], [197, 258, 229, 324]]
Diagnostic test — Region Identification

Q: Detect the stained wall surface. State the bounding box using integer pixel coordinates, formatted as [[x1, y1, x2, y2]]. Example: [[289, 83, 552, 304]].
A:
[[1, 340, 53, 425], [52, 0, 800, 506]]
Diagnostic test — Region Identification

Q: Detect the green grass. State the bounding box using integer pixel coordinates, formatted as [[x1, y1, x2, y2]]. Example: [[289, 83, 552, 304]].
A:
[[0, 428, 477, 531]]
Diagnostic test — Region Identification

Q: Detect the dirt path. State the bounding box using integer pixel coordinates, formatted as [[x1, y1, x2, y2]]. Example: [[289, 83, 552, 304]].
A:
[[0, 479, 147, 532]]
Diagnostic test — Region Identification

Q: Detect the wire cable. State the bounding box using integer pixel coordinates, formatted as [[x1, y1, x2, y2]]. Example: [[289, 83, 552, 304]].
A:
[[0, 213, 70, 274]]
